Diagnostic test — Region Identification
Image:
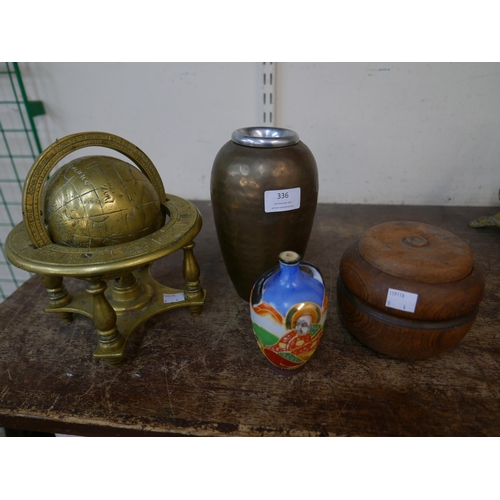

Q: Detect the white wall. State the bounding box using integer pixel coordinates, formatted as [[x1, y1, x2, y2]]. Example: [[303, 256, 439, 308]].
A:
[[277, 62, 500, 206], [21, 62, 262, 202], [20, 62, 500, 206]]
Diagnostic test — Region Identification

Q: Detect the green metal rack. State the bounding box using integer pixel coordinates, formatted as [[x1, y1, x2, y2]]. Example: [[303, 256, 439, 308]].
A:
[[0, 62, 45, 301]]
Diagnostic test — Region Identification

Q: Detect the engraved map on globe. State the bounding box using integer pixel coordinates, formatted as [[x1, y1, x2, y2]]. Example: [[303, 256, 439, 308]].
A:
[[43, 156, 165, 248]]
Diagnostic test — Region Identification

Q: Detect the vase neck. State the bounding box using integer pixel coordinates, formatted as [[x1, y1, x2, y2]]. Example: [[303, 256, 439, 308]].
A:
[[278, 261, 301, 283], [231, 127, 299, 148]]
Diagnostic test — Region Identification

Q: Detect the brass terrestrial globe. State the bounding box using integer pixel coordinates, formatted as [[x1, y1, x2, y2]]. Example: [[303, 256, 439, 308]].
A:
[[43, 155, 165, 248], [5, 131, 206, 368]]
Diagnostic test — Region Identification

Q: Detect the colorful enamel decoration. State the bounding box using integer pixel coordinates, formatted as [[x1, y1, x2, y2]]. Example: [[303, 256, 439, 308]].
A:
[[250, 251, 328, 373]]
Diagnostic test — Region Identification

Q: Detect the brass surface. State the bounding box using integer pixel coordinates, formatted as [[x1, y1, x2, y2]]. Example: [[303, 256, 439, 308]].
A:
[[6, 132, 205, 367], [7, 194, 202, 279], [469, 211, 500, 228], [469, 190, 500, 228], [211, 139, 318, 300], [43, 155, 164, 247], [23, 131, 166, 249]]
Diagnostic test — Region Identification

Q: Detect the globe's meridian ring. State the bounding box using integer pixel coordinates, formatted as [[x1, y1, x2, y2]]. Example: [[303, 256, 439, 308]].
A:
[[23, 131, 167, 249]]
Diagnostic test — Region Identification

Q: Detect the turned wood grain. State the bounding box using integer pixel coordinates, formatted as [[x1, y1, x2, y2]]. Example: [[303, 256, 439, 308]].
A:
[[337, 276, 480, 359], [359, 221, 474, 283], [338, 224, 485, 359], [339, 243, 485, 322]]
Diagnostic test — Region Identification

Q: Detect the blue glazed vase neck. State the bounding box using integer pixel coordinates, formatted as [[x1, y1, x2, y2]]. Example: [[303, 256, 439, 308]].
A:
[[262, 259, 324, 317], [277, 261, 301, 285]]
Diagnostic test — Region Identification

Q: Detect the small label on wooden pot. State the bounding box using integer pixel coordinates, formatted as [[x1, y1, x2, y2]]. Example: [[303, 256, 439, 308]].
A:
[[264, 187, 301, 213], [385, 288, 418, 313], [163, 292, 185, 303]]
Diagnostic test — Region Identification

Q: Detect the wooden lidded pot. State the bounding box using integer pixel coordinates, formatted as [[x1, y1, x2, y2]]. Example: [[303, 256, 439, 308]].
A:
[[337, 221, 485, 359]]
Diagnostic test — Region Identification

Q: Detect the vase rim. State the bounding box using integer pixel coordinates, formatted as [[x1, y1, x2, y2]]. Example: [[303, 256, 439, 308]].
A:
[[231, 127, 300, 148], [279, 250, 301, 265]]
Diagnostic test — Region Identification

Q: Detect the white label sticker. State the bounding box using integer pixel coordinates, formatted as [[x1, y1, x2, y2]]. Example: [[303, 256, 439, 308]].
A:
[[264, 187, 301, 213], [163, 292, 185, 304], [385, 288, 418, 313]]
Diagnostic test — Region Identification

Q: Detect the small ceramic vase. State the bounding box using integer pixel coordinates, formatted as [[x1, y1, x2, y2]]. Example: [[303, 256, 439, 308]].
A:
[[250, 251, 328, 374]]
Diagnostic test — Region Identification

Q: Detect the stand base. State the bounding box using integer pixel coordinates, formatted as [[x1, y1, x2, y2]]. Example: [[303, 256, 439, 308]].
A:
[[45, 263, 205, 367]]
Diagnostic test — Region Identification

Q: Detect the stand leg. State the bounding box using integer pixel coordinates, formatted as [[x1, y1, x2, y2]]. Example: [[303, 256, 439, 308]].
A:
[[115, 272, 137, 289], [85, 277, 125, 367], [182, 241, 204, 316], [39, 274, 73, 323]]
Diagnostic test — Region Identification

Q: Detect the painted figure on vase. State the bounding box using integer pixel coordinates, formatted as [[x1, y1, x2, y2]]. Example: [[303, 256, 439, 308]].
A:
[[251, 299, 327, 370]]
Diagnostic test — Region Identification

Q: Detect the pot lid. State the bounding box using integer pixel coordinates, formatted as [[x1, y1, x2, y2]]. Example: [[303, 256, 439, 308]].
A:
[[358, 221, 474, 283]]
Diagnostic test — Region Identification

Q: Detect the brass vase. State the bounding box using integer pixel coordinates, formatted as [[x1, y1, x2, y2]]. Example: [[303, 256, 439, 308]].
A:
[[210, 127, 318, 301]]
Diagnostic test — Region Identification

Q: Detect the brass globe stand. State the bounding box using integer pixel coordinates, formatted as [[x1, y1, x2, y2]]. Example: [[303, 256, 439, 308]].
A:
[[5, 132, 206, 367]]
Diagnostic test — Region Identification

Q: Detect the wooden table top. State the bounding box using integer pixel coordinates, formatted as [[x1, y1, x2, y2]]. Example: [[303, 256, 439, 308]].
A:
[[0, 202, 499, 436]]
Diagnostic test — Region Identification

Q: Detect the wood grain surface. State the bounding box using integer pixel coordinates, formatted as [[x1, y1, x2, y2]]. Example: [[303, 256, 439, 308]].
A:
[[337, 237, 485, 359], [0, 202, 499, 436]]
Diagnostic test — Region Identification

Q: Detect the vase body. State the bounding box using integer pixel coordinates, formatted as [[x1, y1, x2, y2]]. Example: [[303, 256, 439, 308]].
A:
[[250, 251, 328, 374], [210, 127, 318, 301]]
